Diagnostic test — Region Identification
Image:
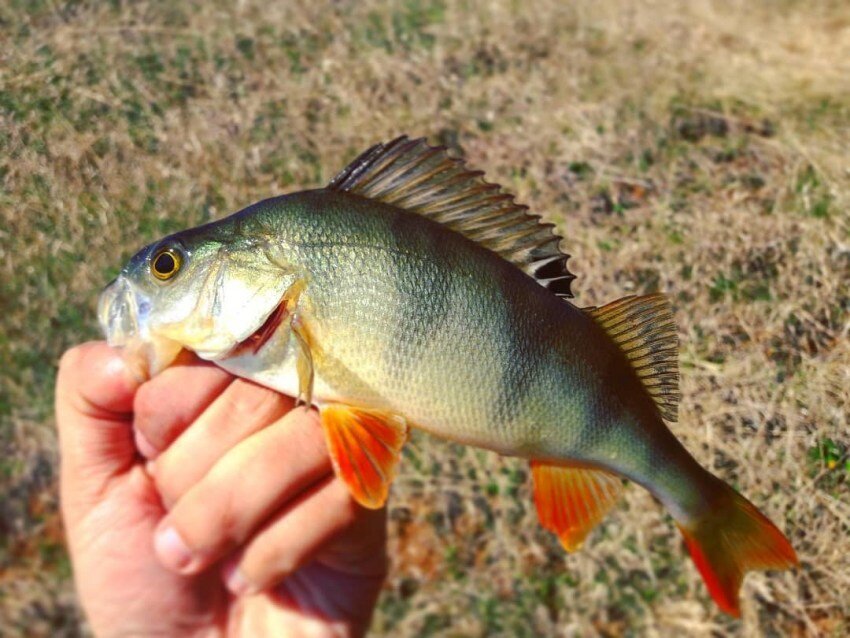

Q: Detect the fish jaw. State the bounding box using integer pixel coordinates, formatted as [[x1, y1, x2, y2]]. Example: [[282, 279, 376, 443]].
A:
[[98, 276, 184, 380]]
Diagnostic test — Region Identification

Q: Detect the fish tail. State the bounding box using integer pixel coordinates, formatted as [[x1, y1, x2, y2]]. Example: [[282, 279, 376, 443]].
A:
[[584, 292, 797, 615], [675, 478, 798, 616]]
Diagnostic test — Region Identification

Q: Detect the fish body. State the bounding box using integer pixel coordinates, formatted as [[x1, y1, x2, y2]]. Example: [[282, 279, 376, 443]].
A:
[[216, 191, 701, 516], [99, 137, 797, 616]]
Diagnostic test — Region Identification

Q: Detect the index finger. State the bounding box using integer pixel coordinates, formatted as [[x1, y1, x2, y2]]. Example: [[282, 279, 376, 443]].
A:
[[132, 351, 234, 458]]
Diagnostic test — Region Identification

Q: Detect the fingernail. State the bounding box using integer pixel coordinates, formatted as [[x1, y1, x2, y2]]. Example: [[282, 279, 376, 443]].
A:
[[154, 525, 194, 572], [222, 558, 251, 596], [134, 428, 159, 459]]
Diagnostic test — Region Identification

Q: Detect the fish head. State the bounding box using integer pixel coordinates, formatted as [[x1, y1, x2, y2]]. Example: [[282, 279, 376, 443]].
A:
[[99, 225, 295, 380]]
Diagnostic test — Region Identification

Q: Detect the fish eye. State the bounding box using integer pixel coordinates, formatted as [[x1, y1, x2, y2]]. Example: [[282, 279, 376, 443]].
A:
[[151, 247, 183, 281]]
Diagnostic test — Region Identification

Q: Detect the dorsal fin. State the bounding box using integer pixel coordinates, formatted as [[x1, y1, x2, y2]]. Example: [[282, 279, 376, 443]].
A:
[[328, 136, 576, 298], [586, 293, 680, 421]]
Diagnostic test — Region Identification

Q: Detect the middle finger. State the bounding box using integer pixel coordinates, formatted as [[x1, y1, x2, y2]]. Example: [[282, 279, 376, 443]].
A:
[[150, 378, 294, 507], [153, 407, 331, 575]]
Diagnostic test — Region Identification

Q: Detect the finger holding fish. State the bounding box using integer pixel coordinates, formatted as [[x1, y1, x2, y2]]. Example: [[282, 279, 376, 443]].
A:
[[132, 353, 233, 458], [146, 378, 294, 507], [221, 476, 386, 596], [152, 407, 332, 575], [131, 356, 382, 598]]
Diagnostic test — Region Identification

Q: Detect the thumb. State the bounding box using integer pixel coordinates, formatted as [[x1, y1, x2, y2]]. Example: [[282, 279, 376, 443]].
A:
[[56, 341, 141, 520]]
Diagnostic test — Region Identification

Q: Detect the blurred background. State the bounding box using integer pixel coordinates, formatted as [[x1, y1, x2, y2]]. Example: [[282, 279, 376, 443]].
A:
[[1, 1, 848, 636]]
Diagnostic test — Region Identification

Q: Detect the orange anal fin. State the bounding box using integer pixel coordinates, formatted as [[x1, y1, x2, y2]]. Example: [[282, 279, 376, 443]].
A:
[[676, 488, 798, 617], [531, 461, 625, 552], [320, 405, 408, 509]]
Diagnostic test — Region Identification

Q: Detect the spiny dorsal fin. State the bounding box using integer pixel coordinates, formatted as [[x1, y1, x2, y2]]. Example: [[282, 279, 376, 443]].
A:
[[328, 136, 576, 299], [586, 293, 680, 422]]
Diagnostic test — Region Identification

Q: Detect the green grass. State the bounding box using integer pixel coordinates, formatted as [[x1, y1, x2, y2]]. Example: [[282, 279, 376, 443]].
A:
[[1, 1, 849, 636]]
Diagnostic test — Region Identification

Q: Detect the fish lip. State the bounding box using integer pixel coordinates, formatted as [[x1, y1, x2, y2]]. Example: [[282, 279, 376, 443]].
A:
[[98, 276, 140, 348], [97, 275, 182, 380]]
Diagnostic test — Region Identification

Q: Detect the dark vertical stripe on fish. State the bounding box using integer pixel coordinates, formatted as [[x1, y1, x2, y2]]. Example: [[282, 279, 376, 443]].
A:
[[384, 213, 452, 383], [491, 268, 541, 433]]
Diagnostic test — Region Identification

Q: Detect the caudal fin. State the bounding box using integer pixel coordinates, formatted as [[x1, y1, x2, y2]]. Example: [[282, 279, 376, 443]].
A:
[[677, 485, 798, 616]]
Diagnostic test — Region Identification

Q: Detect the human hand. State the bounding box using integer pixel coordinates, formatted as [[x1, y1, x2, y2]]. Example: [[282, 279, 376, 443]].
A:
[[57, 342, 387, 637]]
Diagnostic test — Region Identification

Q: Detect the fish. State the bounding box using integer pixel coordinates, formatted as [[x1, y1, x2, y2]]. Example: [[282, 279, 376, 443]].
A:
[[98, 136, 798, 616]]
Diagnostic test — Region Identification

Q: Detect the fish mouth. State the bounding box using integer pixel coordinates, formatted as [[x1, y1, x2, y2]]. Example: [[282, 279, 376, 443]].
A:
[[98, 276, 183, 381], [98, 277, 139, 348]]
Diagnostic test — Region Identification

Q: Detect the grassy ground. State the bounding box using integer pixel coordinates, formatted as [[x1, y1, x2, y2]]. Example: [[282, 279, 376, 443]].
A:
[[1, 0, 848, 635]]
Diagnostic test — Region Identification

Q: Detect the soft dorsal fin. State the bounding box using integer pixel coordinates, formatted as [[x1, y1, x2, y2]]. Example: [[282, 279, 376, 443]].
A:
[[328, 136, 576, 298], [586, 293, 680, 422]]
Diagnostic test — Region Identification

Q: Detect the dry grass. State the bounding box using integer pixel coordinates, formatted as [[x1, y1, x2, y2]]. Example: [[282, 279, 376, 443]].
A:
[[1, 0, 848, 635]]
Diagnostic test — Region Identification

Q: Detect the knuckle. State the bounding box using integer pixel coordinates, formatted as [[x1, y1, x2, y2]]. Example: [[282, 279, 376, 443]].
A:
[[336, 487, 360, 526], [215, 498, 241, 542], [132, 376, 186, 450], [248, 540, 297, 585], [223, 380, 284, 423], [150, 456, 183, 506], [132, 383, 161, 429], [172, 487, 236, 556], [330, 478, 360, 524], [279, 409, 329, 464], [198, 466, 242, 542]]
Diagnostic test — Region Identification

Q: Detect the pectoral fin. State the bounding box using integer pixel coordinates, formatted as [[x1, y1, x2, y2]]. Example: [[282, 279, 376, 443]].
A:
[[291, 316, 314, 408], [320, 405, 408, 509], [531, 461, 625, 552]]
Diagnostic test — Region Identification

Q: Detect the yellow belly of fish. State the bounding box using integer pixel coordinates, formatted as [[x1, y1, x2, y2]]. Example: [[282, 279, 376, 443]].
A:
[[217, 330, 530, 459]]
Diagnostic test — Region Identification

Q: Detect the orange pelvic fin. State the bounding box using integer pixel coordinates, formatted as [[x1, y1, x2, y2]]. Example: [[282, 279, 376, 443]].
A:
[[677, 487, 798, 617], [319, 404, 408, 509], [531, 461, 625, 552]]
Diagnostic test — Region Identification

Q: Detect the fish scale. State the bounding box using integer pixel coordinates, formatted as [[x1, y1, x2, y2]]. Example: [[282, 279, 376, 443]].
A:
[[99, 135, 798, 617]]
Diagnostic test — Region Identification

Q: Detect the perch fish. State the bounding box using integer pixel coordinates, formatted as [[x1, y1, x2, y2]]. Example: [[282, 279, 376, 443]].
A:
[[99, 136, 797, 616]]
